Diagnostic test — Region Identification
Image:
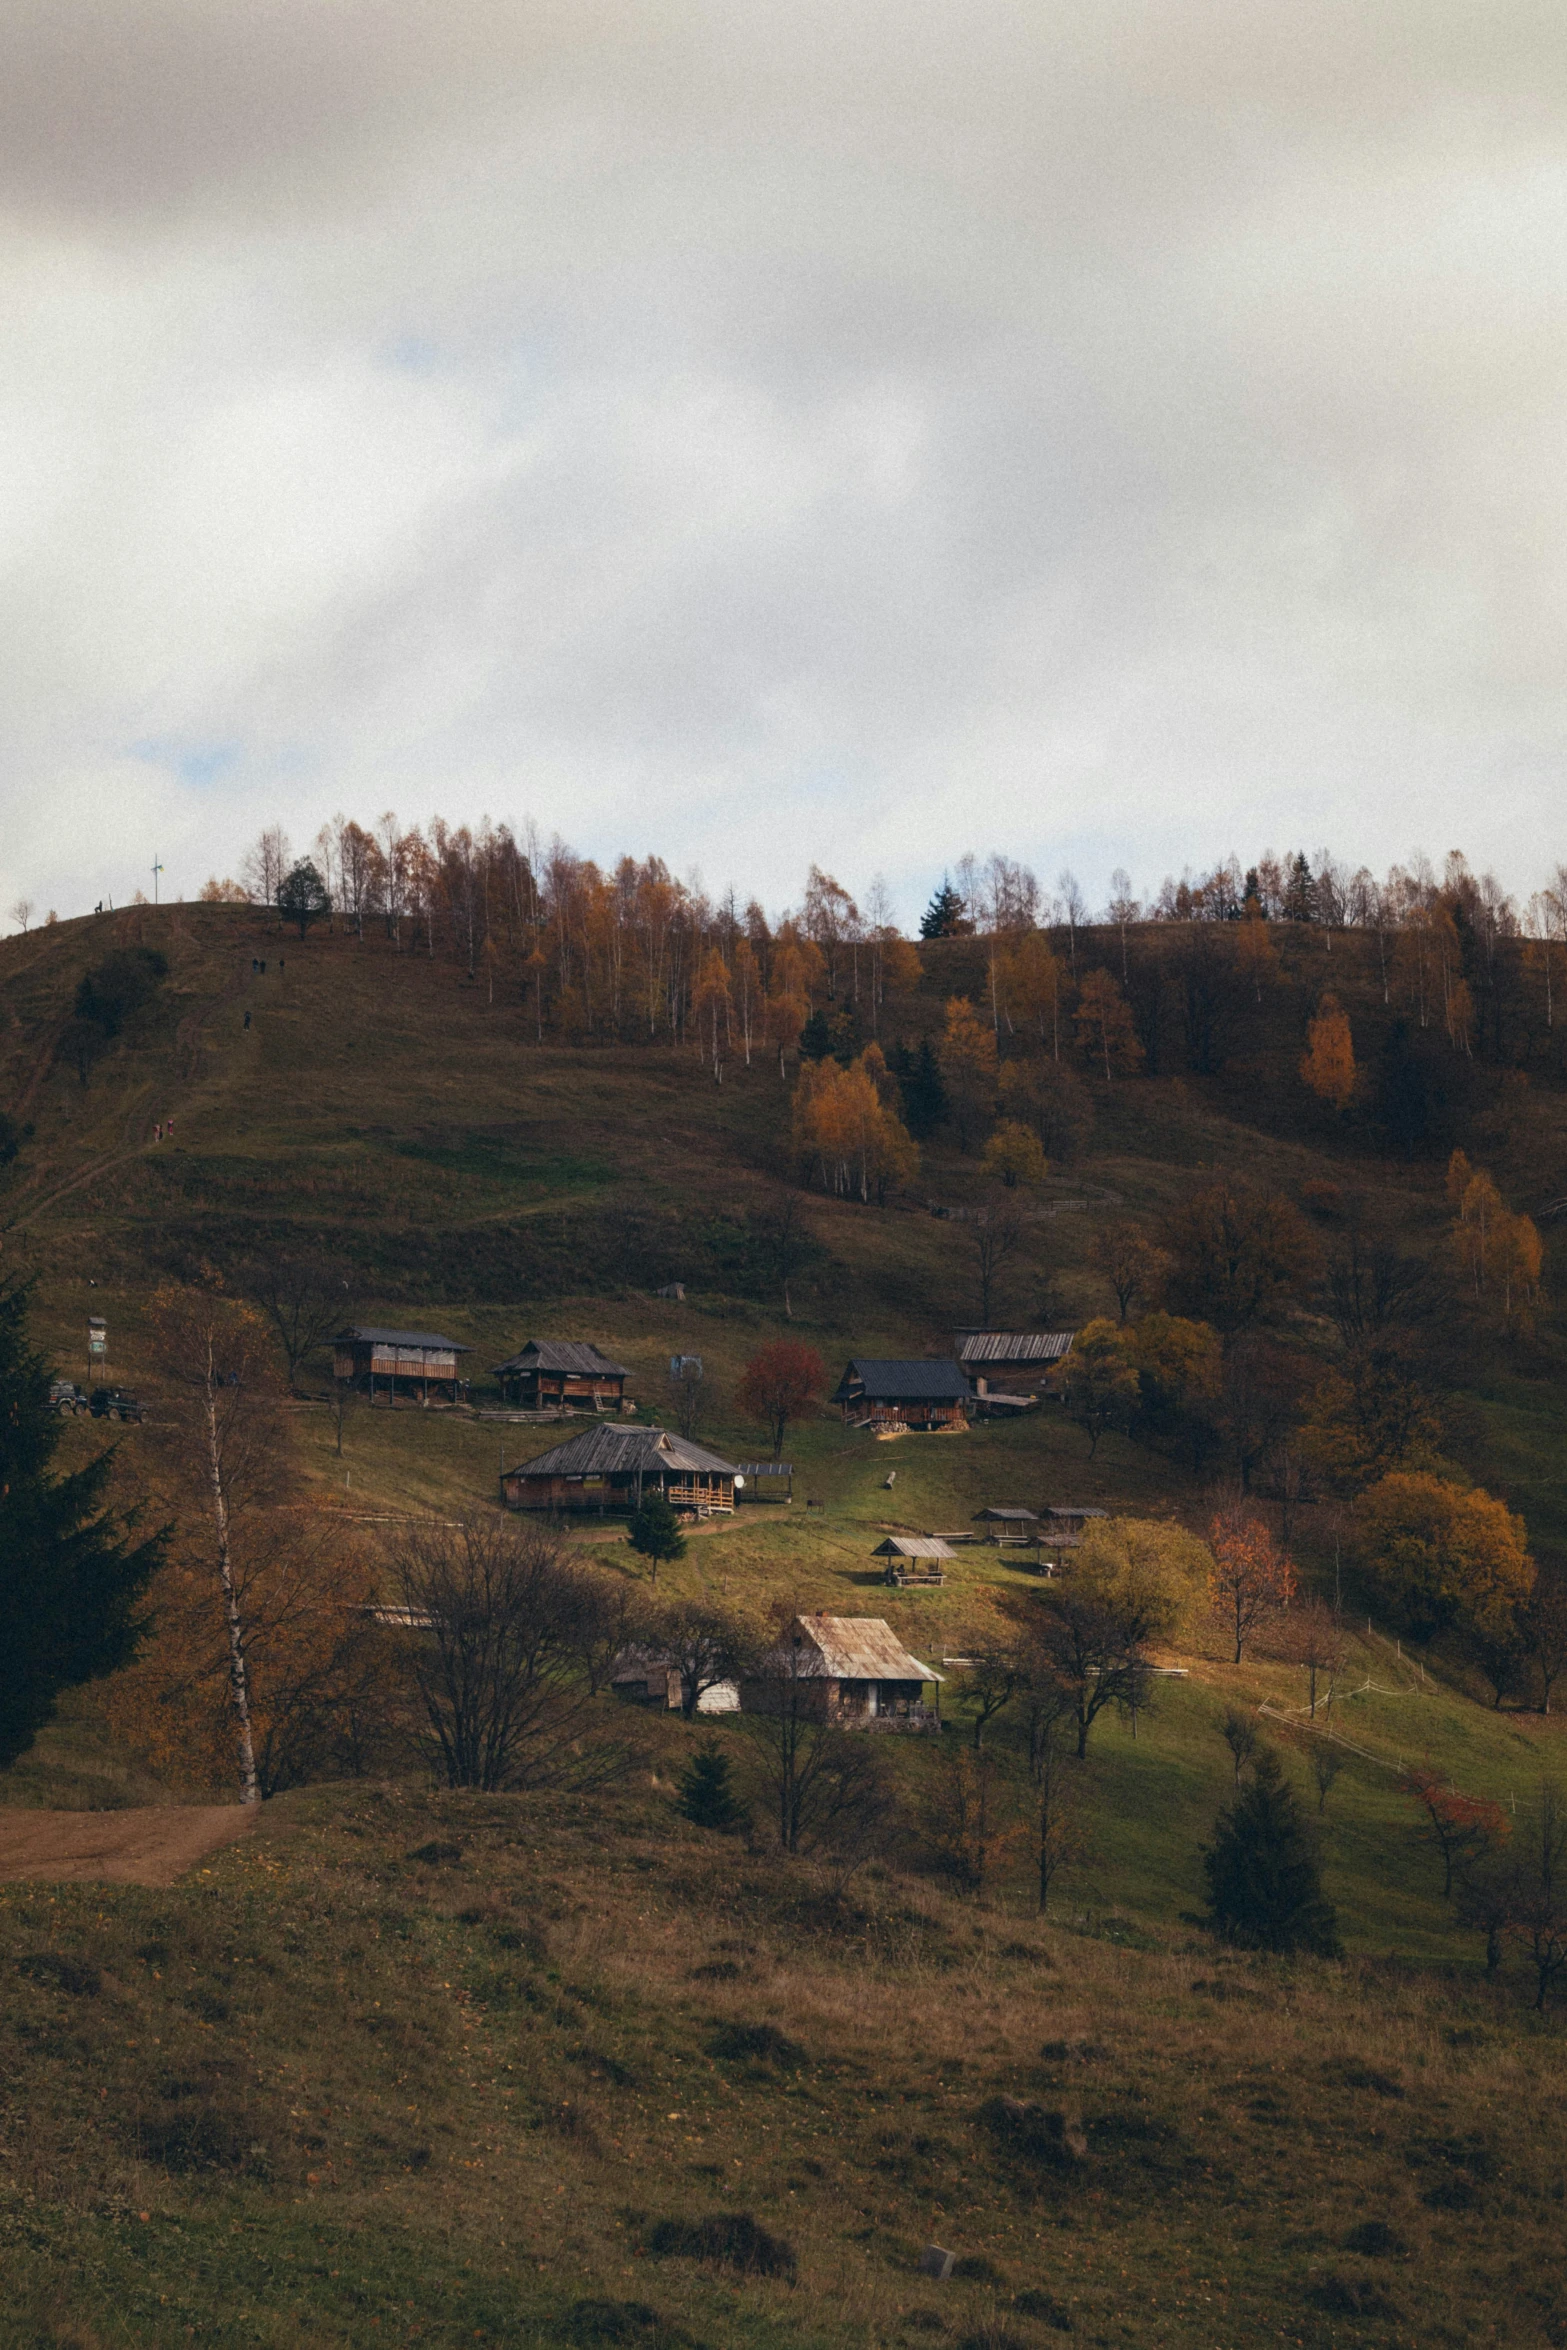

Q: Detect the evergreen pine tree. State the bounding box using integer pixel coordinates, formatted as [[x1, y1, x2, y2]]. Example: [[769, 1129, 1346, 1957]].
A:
[[797, 1008, 833, 1062], [904, 1035, 948, 1137], [1202, 1746, 1342, 1956], [919, 878, 969, 939], [628, 1491, 687, 1576], [1281, 854, 1318, 923], [676, 1740, 746, 1830], [0, 1281, 165, 1768]]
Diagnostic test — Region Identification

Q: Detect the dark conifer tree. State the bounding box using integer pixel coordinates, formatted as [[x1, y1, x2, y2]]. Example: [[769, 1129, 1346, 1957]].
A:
[[919, 878, 968, 939], [1281, 854, 1318, 923], [1203, 1746, 1342, 1956], [0, 1282, 164, 1768], [676, 1740, 746, 1830], [891, 1036, 948, 1139], [628, 1491, 687, 1577], [797, 1008, 833, 1062]]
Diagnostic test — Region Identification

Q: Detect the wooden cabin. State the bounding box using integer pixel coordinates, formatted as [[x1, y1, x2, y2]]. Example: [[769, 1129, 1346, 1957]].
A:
[[976, 1506, 1041, 1543], [1041, 1504, 1108, 1550], [833, 1358, 972, 1429], [742, 1615, 943, 1730], [333, 1325, 471, 1404], [501, 1424, 742, 1516], [493, 1339, 630, 1412], [954, 1331, 1075, 1404]]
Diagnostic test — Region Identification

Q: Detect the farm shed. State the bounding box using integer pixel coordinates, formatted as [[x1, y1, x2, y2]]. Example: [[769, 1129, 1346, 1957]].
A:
[[833, 1358, 972, 1429], [334, 1326, 471, 1404], [1042, 1505, 1109, 1549], [744, 1615, 944, 1730], [492, 1339, 630, 1412], [955, 1331, 1075, 1409], [501, 1424, 742, 1516], [610, 1648, 739, 1713]]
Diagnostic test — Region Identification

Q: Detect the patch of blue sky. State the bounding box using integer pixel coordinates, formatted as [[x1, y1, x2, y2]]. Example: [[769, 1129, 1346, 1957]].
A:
[[128, 738, 243, 789]]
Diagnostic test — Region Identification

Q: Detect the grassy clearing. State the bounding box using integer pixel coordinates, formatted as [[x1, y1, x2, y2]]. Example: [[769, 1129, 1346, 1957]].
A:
[[3, 1760, 1566, 2349]]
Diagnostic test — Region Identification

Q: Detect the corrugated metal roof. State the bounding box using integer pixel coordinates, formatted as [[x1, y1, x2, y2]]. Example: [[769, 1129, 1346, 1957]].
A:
[[493, 1340, 630, 1377], [735, 1462, 792, 1475], [794, 1614, 943, 1683], [956, 1331, 1076, 1365], [977, 1506, 1040, 1522], [833, 1358, 972, 1401], [872, 1537, 956, 1560], [1047, 1505, 1108, 1520], [338, 1325, 471, 1353], [505, 1425, 740, 1479]]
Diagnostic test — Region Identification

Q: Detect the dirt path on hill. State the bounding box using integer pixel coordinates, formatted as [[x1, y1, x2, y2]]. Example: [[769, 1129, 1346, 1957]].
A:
[[0, 1804, 257, 1885]]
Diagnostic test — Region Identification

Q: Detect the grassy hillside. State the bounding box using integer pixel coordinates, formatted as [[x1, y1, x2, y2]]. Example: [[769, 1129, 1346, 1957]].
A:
[[3, 902, 1567, 2344]]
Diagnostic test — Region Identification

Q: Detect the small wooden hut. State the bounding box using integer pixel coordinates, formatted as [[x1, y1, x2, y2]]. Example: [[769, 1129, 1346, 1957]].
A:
[[742, 1615, 943, 1729], [492, 1340, 630, 1412], [833, 1358, 972, 1429], [501, 1424, 742, 1516], [333, 1326, 471, 1404]]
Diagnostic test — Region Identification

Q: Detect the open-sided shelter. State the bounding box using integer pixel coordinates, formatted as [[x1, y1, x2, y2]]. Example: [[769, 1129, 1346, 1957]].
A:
[[493, 1339, 629, 1412], [501, 1424, 742, 1516]]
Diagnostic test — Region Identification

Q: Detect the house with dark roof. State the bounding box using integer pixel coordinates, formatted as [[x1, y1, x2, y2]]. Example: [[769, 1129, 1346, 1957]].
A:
[[492, 1339, 630, 1412], [833, 1358, 972, 1429], [333, 1326, 471, 1404], [501, 1424, 743, 1516]]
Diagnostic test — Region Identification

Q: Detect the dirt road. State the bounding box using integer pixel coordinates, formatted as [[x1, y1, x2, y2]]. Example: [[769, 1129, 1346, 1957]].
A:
[[0, 1805, 257, 1886]]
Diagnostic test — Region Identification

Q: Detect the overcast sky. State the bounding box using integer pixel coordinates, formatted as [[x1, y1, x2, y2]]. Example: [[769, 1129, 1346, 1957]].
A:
[[3, 0, 1565, 929]]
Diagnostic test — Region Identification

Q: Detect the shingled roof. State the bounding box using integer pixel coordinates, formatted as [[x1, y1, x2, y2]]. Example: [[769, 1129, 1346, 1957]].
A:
[[493, 1339, 630, 1377], [788, 1614, 943, 1683], [505, 1425, 740, 1479], [337, 1325, 471, 1353], [833, 1358, 972, 1402], [955, 1331, 1076, 1366]]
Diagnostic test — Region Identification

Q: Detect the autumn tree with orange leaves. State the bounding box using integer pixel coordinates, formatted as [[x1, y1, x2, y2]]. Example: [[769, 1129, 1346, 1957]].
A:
[[1300, 992, 1356, 1110], [1209, 1504, 1296, 1664]]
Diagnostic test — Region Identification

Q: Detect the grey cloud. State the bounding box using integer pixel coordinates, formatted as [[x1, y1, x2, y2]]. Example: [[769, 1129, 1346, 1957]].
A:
[[3, 2, 1567, 923]]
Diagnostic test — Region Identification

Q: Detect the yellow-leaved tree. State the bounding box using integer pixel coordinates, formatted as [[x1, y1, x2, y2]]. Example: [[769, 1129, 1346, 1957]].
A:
[[1300, 991, 1355, 1110], [1073, 969, 1143, 1080], [791, 1053, 918, 1204], [936, 996, 999, 1148], [981, 1118, 1048, 1188]]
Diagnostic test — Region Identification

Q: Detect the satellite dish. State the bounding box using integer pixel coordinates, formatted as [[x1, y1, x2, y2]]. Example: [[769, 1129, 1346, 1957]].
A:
[[733, 1475, 746, 1490]]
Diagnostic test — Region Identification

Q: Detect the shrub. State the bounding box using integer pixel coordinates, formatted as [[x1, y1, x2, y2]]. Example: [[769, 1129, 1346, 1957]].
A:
[[1343, 2220, 1404, 2257], [18, 1952, 101, 1998], [1013, 2287, 1074, 2330], [978, 2095, 1089, 2169], [646, 2212, 796, 2278], [705, 2021, 805, 2070]]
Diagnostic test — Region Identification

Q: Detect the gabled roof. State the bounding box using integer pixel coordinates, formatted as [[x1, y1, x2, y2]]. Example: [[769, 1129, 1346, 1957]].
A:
[[338, 1325, 471, 1353], [872, 1536, 956, 1561], [956, 1331, 1076, 1365], [977, 1506, 1040, 1523], [494, 1339, 629, 1377], [790, 1614, 943, 1683], [505, 1424, 739, 1479], [834, 1358, 972, 1402], [1047, 1505, 1108, 1520]]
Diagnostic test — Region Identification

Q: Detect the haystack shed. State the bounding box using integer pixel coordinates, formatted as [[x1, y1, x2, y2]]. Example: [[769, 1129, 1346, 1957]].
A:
[[334, 1326, 471, 1404], [501, 1424, 742, 1516]]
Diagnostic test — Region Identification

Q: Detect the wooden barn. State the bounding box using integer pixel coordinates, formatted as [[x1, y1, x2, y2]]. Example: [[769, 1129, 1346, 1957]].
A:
[[610, 1648, 740, 1713], [742, 1615, 943, 1730], [492, 1339, 630, 1412], [501, 1424, 742, 1516], [954, 1331, 1076, 1402], [333, 1325, 471, 1404], [833, 1358, 972, 1429]]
